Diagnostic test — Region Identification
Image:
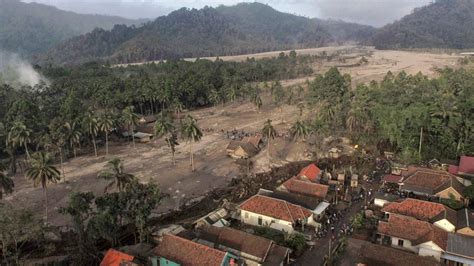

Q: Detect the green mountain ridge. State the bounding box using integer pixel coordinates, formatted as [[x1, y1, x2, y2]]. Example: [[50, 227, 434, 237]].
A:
[[37, 3, 376, 65], [372, 0, 474, 50], [0, 0, 145, 56]]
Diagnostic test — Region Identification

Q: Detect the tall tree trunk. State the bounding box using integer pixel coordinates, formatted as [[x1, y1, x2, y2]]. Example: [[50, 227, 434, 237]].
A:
[[267, 132, 271, 158], [92, 135, 97, 157], [73, 146, 77, 158], [105, 133, 109, 156], [24, 143, 30, 160], [190, 141, 194, 171], [131, 124, 136, 149], [59, 147, 65, 181], [44, 188, 48, 224]]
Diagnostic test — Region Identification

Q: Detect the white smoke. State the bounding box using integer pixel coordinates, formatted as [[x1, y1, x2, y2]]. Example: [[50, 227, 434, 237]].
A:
[[0, 50, 49, 88]]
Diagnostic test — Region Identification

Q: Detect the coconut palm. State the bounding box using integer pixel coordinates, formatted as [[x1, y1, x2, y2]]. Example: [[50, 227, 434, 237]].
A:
[[172, 99, 184, 121], [97, 112, 115, 156], [122, 106, 139, 149], [209, 89, 221, 106], [0, 167, 14, 199], [181, 115, 203, 171], [261, 119, 277, 157], [25, 152, 61, 223], [8, 121, 32, 160], [83, 110, 99, 157], [64, 121, 82, 158], [97, 157, 135, 192], [165, 133, 179, 165], [154, 116, 175, 138], [291, 120, 310, 141]]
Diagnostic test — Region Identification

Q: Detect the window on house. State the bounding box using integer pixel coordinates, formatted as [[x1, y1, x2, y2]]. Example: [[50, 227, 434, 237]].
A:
[[244, 212, 249, 219], [398, 239, 404, 247], [258, 216, 263, 225]]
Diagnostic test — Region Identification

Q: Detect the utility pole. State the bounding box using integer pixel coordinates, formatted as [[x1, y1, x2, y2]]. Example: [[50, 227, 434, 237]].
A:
[[418, 127, 423, 155], [328, 238, 332, 263]]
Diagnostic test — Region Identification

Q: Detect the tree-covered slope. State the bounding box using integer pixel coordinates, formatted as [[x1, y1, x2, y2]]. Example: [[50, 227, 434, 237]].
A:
[[372, 0, 474, 49], [0, 0, 144, 56], [39, 3, 376, 65]]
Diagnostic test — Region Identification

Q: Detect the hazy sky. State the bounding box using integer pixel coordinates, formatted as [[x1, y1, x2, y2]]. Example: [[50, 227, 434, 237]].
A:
[[22, 0, 432, 27]]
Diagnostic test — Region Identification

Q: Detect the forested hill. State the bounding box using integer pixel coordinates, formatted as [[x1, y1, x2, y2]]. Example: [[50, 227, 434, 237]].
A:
[[0, 0, 145, 56], [38, 3, 376, 65], [372, 0, 474, 50]]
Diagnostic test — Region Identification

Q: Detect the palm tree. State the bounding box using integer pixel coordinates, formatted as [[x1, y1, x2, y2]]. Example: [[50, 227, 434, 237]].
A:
[[181, 115, 203, 172], [64, 121, 81, 158], [291, 120, 310, 141], [25, 152, 61, 223], [97, 112, 115, 156], [261, 119, 277, 157], [122, 106, 139, 149], [154, 116, 175, 138], [97, 157, 135, 192], [8, 121, 32, 160], [209, 89, 221, 106], [172, 99, 184, 121], [165, 133, 179, 165], [0, 167, 14, 199], [83, 110, 99, 157]]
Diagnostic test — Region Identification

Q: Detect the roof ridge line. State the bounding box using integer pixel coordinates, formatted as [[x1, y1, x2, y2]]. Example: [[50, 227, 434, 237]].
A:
[[284, 201, 295, 223]]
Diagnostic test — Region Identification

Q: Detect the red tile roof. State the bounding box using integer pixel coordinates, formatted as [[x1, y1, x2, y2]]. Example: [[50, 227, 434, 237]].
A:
[[199, 226, 288, 262], [382, 174, 404, 184], [402, 169, 464, 195], [459, 156, 474, 174], [448, 165, 459, 175], [241, 134, 262, 149], [378, 215, 448, 250], [381, 199, 448, 221], [280, 176, 329, 199], [100, 249, 134, 266], [154, 234, 226, 266], [239, 195, 312, 223], [297, 163, 321, 182]]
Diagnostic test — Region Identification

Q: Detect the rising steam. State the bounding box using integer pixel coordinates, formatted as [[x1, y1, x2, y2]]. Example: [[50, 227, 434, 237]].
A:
[[0, 50, 49, 88]]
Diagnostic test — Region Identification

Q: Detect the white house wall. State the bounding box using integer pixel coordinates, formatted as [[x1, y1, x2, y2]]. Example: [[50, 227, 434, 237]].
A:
[[390, 237, 418, 253], [241, 210, 294, 234]]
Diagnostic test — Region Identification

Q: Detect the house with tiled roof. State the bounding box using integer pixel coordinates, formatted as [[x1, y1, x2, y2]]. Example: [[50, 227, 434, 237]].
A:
[[238, 195, 316, 233], [382, 198, 474, 236], [382, 199, 456, 231], [100, 249, 137, 266], [226, 134, 262, 159], [277, 176, 329, 201], [153, 234, 237, 266], [448, 155, 474, 186], [196, 226, 289, 266], [456, 209, 474, 237], [377, 214, 448, 261], [297, 163, 321, 182], [401, 169, 465, 201]]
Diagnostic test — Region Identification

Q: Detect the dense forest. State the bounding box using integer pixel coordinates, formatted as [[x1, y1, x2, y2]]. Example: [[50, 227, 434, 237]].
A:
[[0, 0, 144, 56], [38, 3, 376, 65], [1, 52, 472, 173], [372, 0, 474, 49]]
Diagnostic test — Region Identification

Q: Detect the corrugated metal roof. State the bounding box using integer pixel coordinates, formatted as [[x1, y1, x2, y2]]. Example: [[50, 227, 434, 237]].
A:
[[446, 233, 474, 258]]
